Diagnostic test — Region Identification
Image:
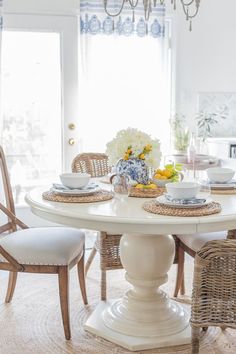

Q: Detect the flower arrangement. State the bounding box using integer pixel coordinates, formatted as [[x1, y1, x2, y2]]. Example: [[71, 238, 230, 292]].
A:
[[124, 144, 152, 161], [106, 128, 161, 168]]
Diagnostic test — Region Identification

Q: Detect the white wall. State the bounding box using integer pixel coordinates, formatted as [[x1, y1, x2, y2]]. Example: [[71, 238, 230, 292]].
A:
[[173, 0, 236, 132]]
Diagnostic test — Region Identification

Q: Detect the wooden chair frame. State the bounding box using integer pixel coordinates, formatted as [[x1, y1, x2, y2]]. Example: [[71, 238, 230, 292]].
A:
[[0, 146, 87, 339]]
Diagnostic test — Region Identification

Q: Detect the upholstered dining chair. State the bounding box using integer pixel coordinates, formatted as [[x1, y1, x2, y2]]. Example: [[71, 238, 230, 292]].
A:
[[0, 145, 87, 340], [191, 239, 236, 354], [71, 153, 123, 300]]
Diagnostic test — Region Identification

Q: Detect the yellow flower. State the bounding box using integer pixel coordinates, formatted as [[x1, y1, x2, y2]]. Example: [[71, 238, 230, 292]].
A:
[[145, 144, 152, 152], [139, 153, 145, 160], [123, 154, 129, 160]]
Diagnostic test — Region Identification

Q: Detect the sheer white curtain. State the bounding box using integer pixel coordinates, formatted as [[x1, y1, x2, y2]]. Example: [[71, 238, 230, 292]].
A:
[[78, 0, 171, 155]]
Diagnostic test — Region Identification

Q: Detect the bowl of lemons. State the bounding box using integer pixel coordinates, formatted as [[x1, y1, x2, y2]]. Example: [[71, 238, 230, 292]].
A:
[[130, 181, 159, 197], [134, 182, 158, 190], [152, 164, 183, 187]]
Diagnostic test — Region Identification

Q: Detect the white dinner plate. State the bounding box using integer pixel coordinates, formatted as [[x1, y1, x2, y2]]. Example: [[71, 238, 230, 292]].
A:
[[51, 185, 100, 196], [99, 176, 111, 184], [200, 179, 236, 190], [156, 195, 212, 209], [209, 182, 236, 189]]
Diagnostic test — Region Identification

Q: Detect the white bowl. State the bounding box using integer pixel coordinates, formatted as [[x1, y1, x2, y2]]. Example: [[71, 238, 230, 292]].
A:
[[60, 173, 91, 189], [206, 167, 235, 183], [166, 182, 200, 199], [152, 178, 172, 187], [171, 154, 187, 164]]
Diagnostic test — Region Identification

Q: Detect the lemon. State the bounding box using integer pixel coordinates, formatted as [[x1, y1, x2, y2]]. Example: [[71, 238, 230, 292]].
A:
[[162, 169, 173, 178], [148, 183, 157, 189], [135, 184, 144, 189]]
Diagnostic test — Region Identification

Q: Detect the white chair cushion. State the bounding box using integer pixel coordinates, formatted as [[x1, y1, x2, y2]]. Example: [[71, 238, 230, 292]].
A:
[[177, 231, 227, 253], [0, 227, 85, 266]]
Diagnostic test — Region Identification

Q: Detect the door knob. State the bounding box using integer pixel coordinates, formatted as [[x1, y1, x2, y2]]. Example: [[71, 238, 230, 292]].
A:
[[68, 123, 75, 130], [68, 138, 75, 146]]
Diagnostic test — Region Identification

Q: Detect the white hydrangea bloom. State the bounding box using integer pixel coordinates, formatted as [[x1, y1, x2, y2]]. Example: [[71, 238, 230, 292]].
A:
[[106, 128, 161, 168]]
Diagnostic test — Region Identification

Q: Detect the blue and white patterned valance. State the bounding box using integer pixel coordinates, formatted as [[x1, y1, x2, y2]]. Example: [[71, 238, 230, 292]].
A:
[[80, 1, 165, 38]]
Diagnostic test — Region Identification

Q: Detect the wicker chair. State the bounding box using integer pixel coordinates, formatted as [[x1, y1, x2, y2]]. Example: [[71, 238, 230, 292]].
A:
[[174, 158, 236, 297], [191, 239, 236, 354], [71, 153, 123, 300], [173, 231, 228, 297]]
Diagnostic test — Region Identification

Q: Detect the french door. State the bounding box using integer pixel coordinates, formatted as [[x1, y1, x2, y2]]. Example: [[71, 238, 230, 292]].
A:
[[1, 14, 79, 206]]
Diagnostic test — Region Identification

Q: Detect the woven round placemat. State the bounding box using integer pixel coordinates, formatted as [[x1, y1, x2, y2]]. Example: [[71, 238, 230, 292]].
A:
[[211, 188, 236, 195], [128, 186, 165, 198], [42, 189, 114, 203], [143, 200, 221, 217]]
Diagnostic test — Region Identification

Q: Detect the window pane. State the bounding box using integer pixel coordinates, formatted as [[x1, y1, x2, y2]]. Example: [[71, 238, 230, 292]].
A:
[[1, 31, 62, 205], [79, 34, 171, 155]]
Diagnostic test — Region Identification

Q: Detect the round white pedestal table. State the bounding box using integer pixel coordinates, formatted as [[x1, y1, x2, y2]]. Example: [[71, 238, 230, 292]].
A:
[[25, 188, 236, 351]]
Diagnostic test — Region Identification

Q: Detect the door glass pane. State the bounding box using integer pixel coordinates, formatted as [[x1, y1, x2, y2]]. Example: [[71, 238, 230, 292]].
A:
[[1, 31, 62, 205]]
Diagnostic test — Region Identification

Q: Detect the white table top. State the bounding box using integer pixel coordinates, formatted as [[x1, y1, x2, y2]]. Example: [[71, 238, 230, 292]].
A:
[[25, 184, 236, 235]]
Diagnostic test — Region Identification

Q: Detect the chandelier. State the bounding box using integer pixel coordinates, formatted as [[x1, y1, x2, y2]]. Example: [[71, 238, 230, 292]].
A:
[[103, 0, 201, 31]]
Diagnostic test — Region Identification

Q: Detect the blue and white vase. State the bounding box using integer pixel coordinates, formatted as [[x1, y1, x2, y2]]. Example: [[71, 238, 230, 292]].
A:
[[116, 158, 149, 184]]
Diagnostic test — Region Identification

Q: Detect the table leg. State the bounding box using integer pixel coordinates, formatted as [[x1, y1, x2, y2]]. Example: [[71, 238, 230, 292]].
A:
[[85, 233, 191, 351]]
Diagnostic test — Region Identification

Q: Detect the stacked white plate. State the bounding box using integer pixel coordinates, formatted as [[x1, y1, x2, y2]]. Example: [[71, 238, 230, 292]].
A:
[[209, 181, 236, 190], [51, 183, 100, 196], [156, 195, 212, 209]]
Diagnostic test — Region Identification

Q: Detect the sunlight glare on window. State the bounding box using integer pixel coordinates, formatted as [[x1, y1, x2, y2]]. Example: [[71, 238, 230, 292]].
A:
[[1, 31, 62, 205]]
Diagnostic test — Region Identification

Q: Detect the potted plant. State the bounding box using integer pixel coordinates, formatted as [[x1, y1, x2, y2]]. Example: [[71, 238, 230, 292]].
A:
[[170, 114, 190, 154]]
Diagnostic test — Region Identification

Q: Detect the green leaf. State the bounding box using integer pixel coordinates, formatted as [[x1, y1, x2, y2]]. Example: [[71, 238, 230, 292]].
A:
[[165, 164, 174, 170]]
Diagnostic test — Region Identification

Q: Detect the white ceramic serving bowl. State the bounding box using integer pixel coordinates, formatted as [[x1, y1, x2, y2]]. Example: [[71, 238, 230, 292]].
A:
[[152, 178, 172, 187], [171, 154, 187, 164], [166, 182, 200, 199], [60, 173, 91, 189], [206, 167, 235, 183]]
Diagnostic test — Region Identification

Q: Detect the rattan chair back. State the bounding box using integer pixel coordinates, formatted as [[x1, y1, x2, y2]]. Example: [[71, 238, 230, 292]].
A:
[[191, 239, 236, 328], [191, 239, 236, 353], [71, 153, 111, 177]]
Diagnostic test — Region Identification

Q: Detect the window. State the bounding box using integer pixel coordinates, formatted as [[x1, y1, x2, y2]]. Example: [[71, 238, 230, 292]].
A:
[[79, 22, 172, 155], [1, 13, 79, 211], [1, 31, 62, 204]]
